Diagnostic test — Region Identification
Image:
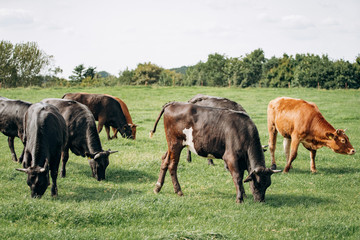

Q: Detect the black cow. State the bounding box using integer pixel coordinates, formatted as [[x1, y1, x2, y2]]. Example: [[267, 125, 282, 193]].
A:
[[62, 92, 132, 140], [42, 98, 117, 180], [150, 102, 280, 203], [187, 94, 247, 165], [16, 102, 67, 198], [0, 97, 31, 163]]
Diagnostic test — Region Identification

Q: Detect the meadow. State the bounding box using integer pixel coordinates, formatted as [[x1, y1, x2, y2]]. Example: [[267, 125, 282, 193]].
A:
[[0, 86, 359, 239]]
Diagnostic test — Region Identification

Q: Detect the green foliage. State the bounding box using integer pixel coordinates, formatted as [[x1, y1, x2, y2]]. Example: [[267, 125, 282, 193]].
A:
[[0, 40, 53, 87], [118, 63, 182, 86], [1, 40, 360, 89], [0, 86, 359, 239]]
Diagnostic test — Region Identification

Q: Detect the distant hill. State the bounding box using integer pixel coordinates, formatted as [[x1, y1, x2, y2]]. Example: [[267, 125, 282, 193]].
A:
[[97, 71, 111, 78], [170, 66, 189, 75]]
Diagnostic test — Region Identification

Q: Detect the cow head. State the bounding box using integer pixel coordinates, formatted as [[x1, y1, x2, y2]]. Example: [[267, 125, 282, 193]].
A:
[[118, 124, 133, 139], [87, 149, 118, 181], [130, 123, 138, 140], [244, 167, 281, 202], [326, 129, 356, 155], [16, 164, 50, 198]]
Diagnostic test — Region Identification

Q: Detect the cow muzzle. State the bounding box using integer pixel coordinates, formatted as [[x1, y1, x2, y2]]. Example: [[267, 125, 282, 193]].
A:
[[348, 148, 356, 155]]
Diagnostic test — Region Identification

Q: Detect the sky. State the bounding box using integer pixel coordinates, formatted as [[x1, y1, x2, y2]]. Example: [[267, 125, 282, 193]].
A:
[[1, 0, 360, 78]]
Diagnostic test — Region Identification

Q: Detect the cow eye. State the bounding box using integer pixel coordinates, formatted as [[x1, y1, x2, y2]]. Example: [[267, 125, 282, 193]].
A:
[[341, 139, 346, 143]]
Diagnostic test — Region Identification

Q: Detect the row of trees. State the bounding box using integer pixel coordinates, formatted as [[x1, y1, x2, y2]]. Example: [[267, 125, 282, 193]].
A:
[[118, 49, 360, 89], [1, 40, 359, 89], [180, 50, 360, 89]]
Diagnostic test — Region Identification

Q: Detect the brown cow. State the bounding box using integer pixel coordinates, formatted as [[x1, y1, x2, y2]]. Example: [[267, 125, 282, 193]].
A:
[[62, 92, 132, 140], [151, 102, 280, 203], [104, 94, 137, 140], [267, 97, 356, 173]]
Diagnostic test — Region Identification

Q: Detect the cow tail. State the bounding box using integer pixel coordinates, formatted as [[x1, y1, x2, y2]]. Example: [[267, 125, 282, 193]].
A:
[[149, 102, 172, 138]]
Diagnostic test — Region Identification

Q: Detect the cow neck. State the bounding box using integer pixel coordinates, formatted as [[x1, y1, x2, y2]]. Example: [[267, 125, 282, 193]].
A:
[[246, 143, 266, 172], [312, 114, 336, 139], [85, 125, 103, 155]]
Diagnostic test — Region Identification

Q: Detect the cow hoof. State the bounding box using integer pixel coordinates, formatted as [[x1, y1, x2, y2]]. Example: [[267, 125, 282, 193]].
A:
[[154, 187, 161, 194], [236, 199, 244, 204], [176, 190, 184, 196], [311, 169, 317, 174], [270, 164, 277, 170]]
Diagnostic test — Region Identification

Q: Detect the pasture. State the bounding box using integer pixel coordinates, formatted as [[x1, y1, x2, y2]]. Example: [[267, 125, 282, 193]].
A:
[[0, 86, 359, 239]]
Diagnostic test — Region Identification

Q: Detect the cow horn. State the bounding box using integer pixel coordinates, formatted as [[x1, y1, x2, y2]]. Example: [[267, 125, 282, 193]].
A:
[[344, 128, 347, 132], [108, 150, 118, 154], [41, 160, 49, 172], [244, 171, 255, 183], [16, 168, 29, 173], [271, 169, 282, 174]]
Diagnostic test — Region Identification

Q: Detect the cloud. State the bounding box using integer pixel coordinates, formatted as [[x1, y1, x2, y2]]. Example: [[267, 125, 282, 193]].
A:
[[0, 8, 35, 27], [281, 14, 314, 30]]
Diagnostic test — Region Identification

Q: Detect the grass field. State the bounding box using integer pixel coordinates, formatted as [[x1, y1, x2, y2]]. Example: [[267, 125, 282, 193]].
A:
[[0, 86, 359, 239]]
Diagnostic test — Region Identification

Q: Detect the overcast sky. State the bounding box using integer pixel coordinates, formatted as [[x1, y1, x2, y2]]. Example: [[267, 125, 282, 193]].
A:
[[1, 0, 360, 78]]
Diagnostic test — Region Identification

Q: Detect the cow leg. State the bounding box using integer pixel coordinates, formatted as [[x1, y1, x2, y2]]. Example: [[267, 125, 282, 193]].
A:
[[283, 138, 291, 163], [50, 161, 59, 197], [310, 150, 317, 173], [224, 154, 245, 203], [97, 120, 104, 134], [186, 149, 192, 162], [61, 147, 70, 178], [105, 125, 112, 140], [268, 123, 278, 170], [112, 127, 118, 139], [154, 151, 170, 194], [168, 147, 183, 196], [208, 159, 214, 165], [8, 137, 18, 162], [284, 137, 300, 173]]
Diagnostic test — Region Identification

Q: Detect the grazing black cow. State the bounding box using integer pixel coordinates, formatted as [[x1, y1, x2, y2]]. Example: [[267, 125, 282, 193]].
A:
[[0, 97, 31, 162], [16, 102, 67, 198], [42, 98, 117, 180], [150, 102, 280, 203], [62, 92, 132, 140], [187, 94, 247, 165]]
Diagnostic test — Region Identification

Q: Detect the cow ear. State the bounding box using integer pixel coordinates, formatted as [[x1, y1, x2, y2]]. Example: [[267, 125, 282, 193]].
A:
[[16, 168, 29, 173], [326, 132, 335, 140], [244, 171, 255, 183]]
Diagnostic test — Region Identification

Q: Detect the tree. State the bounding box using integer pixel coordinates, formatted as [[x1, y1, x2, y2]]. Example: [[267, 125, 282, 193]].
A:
[[0, 41, 14, 87], [118, 68, 135, 85], [83, 66, 97, 79], [0, 40, 52, 87], [238, 49, 265, 87], [133, 62, 163, 85], [203, 53, 228, 86], [69, 64, 85, 82]]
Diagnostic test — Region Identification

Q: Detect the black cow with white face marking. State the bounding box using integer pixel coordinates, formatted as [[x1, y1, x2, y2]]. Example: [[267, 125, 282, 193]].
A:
[[150, 102, 280, 203], [42, 98, 117, 181], [16, 102, 67, 198], [0, 97, 32, 162]]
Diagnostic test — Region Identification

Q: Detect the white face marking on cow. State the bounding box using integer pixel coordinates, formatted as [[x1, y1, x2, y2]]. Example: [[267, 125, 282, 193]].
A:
[[182, 127, 198, 155]]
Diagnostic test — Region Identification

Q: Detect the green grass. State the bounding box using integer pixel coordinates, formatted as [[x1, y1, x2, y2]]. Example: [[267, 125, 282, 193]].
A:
[[0, 86, 359, 239]]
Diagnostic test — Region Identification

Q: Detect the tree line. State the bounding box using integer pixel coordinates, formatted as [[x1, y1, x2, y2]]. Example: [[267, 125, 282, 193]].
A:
[[1, 40, 359, 89]]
